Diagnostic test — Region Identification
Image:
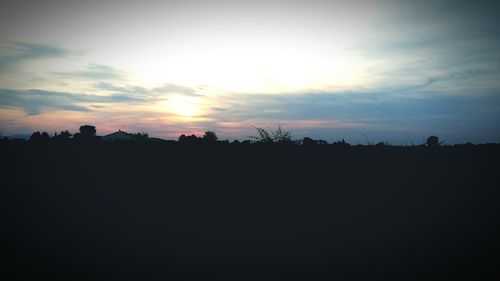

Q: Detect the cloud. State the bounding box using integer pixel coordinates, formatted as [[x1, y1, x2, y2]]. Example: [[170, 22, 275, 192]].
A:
[[383, 0, 500, 39], [57, 64, 123, 80], [153, 83, 204, 97], [347, 0, 500, 98], [95, 82, 149, 95], [94, 82, 204, 98], [0, 42, 69, 73], [201, 89, 500, 143], [0, 88, 148, 115]]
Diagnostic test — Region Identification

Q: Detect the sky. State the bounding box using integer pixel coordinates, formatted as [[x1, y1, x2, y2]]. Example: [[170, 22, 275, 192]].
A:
[[1, 0, 499, 143]]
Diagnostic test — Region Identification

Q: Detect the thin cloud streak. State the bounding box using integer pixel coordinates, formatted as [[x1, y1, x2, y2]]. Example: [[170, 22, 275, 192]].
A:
[[0, 88, 148, 115], [0, 42, 69, 73], [56, 64, 124, 80]]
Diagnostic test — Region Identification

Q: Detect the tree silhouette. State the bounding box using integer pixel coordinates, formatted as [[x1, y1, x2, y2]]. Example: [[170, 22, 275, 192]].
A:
[[303, 137, 317, 146], [133, 132, 149, 141], [179, 134, 199, 144], [30, 131, 50, 142], [30, 131, 41, 141], [53, 130, 72, 142], [79, 125, 96, 138], [59, 130, 72, 139], [203, 131, 218, 142]]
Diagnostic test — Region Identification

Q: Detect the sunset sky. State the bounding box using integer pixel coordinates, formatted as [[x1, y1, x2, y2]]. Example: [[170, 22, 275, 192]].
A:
[[1, 0, 499, 143]]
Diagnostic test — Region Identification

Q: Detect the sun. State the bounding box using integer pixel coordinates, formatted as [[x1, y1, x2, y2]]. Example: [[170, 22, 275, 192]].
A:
[[168, 96, 199, 117]]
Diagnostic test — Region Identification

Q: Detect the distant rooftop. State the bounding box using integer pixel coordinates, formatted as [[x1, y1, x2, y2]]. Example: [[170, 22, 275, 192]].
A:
[[102, 130, 137, 141]]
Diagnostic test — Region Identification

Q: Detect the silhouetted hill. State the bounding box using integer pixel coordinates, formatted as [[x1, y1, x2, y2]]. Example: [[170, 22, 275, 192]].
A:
[[1, 141, 499, 280]]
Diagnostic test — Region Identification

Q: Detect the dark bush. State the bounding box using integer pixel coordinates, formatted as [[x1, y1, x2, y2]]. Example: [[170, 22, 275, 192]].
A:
[[427, 136, 439, 146]]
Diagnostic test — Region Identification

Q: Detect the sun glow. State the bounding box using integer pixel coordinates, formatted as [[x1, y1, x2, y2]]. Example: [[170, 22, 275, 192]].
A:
[[168, 96, 200, 117], [126, 36, 372, 94]]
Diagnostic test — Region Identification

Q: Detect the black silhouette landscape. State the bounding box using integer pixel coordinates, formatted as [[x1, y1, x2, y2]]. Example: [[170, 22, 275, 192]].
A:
[[1, 125, 499, 280]]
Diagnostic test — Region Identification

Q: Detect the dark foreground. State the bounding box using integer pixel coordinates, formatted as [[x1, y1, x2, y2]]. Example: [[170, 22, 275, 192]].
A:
[[1, 142, 499, 280]]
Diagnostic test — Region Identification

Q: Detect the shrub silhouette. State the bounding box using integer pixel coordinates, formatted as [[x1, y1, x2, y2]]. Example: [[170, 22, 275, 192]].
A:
[[178, 134, 187, 142], [252, 127, 273, 143], [302, 137, 329, 146], [332, 139, 349, 147], [251, 125, 294, 144]]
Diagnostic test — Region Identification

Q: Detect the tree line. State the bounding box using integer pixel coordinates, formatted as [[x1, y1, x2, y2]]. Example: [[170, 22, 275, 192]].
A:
[[1, 124, 451, 147]]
